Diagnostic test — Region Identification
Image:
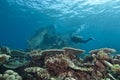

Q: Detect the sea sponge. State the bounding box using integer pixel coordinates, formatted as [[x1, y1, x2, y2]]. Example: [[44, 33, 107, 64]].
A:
[[0, 54, 11, 65], [3, 70, 22, 80]]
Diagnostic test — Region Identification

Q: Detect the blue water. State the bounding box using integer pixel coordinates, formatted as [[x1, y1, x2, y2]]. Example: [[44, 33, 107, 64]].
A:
[[0, 0, 120, 52]]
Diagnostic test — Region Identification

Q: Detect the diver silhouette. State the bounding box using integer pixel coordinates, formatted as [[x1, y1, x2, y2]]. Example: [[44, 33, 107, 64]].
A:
[[71, 35, 94, 44]]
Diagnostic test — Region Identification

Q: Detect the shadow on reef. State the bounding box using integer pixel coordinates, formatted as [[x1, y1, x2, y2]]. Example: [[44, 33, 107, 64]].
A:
[[0, 46, 120, 80]]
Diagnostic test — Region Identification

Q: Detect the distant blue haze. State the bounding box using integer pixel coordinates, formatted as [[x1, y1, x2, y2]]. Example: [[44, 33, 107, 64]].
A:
[[0, 0, 120, 52]]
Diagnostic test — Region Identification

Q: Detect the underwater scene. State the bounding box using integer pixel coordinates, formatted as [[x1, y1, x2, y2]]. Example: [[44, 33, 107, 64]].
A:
[[0, 0, 120, 80]]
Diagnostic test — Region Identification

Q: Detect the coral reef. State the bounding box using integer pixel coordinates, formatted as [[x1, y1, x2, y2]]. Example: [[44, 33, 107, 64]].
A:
[[0, 70, 22, 80], [0, 54, 11, 65], [24, 67, 50, 80], [0, 46, 120, 80]]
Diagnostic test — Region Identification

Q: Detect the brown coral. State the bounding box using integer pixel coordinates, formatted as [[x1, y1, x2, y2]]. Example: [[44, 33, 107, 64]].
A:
[[45, 54, 69, 76]]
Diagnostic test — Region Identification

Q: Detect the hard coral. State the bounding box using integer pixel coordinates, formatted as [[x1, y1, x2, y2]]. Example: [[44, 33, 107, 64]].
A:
[[27, 49, 43, 66], [41, 49, 65, 58], [0, 70, 22, 80], [45, 54, 69, 76], [111, 64, 120, 73], [89, 48, 116, 55], [0, 46, 120, 80], [63, 47, 85, 54], [28, 49, 41, 60], [68, 59, 93, 72], [89, 48, 116, 60], [0, 54, 11, 65], [24, 67, 50, 79], [104, 61, 120, 73], [63, 47, 85, 59]]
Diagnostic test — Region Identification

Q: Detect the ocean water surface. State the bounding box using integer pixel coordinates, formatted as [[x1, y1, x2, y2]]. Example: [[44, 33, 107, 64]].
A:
[[0, 0, 120, 52]]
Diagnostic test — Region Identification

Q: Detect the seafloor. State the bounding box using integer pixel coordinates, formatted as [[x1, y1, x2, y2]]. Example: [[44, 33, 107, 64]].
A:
[[0, 46, 120, 80]]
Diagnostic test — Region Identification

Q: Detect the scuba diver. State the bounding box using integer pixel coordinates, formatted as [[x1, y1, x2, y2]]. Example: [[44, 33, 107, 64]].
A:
[[71, 35, 94, 44]]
